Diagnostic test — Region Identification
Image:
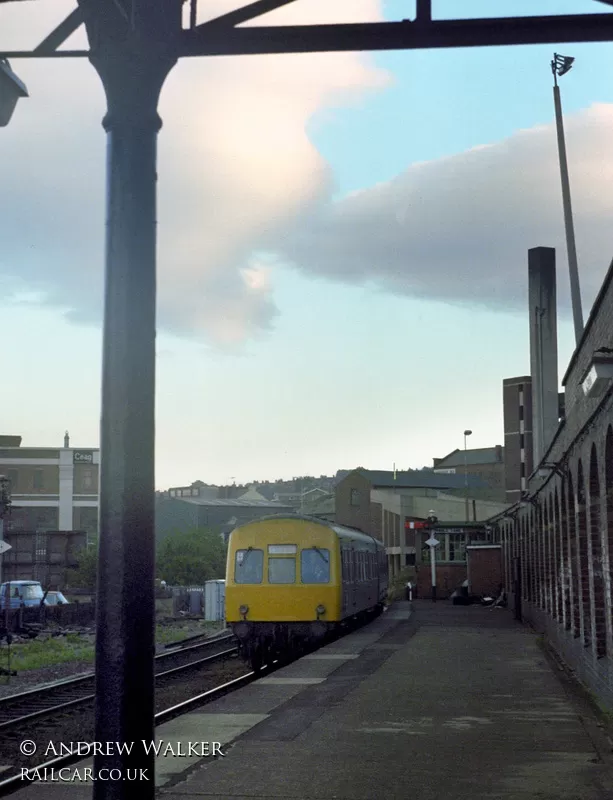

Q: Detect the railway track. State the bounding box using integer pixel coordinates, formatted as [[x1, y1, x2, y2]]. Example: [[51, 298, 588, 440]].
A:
[[0, 631, 237, 731]]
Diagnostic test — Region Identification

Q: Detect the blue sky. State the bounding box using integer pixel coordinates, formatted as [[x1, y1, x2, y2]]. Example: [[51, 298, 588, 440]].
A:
[[1, 0, 612, 488]]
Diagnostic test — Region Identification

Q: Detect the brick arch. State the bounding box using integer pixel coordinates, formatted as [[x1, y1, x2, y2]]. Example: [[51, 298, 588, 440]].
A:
[[577, 460, 591, 647], [589, 444, 606, 657]]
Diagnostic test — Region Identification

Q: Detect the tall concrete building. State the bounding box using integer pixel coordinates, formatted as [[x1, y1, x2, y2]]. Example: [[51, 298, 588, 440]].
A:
[[0, 433, 99, 536], [503, 377, 534, 505]]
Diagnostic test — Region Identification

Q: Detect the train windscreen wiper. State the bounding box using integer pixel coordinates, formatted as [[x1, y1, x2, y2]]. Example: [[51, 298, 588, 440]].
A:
[[312, 546, 328, 563]]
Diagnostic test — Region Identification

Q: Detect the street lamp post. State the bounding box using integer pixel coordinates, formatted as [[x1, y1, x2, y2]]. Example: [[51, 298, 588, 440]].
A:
[[551, 52, 584, 345], [463, 430, 472, 522], [425, 510, 439, 602]]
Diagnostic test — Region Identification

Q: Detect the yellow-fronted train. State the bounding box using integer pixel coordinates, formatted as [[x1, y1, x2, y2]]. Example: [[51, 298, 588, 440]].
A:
[[225, 514, 388, 671]]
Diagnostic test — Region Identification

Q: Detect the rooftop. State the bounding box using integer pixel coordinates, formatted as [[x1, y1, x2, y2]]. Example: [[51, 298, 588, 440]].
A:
[[433, 446, 504, 468], [164, 496, 295, 508], [355, 469, 488, 490]]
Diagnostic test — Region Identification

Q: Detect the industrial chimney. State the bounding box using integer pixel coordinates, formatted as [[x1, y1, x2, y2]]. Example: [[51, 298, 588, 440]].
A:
[[64, 430, 70, 448], [528, 247, 559, 468]]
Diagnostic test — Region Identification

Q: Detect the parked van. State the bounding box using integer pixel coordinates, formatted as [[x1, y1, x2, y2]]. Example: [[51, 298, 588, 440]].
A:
[[0, 580, 45, 609]]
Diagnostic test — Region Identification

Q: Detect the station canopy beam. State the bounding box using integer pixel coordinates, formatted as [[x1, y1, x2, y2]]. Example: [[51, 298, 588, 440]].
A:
[[2, 2, 613, 58]]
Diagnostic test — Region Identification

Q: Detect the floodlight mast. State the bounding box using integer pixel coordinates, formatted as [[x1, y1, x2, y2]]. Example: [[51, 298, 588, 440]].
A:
[[551, 52, 584, 344]]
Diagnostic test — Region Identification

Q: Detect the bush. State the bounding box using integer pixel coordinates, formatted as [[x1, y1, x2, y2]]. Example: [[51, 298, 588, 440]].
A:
[[387, 566, 417, 603]]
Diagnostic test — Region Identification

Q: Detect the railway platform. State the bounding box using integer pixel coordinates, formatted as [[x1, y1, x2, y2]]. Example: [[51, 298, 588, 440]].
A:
[[8, 599, 613, 799]]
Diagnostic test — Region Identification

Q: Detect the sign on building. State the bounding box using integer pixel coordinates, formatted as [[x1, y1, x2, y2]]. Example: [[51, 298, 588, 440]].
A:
[[73, 451, 94, 464]]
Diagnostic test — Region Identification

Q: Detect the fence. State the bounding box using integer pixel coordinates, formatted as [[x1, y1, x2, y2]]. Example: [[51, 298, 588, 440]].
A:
[[2, 602, 96, 632]]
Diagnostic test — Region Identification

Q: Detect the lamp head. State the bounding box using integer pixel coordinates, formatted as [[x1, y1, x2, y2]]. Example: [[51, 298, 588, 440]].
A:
[[464, 429, 472, 436], [552, 53, 574, 78], [0, 59, 28, 128]]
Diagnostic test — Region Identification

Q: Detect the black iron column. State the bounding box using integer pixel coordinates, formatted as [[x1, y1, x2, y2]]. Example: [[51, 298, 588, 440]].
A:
[[81, 3, 179, 797]]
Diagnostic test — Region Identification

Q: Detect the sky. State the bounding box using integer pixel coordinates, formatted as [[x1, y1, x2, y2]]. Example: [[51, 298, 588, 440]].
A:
[[1, 0, 612, 489]]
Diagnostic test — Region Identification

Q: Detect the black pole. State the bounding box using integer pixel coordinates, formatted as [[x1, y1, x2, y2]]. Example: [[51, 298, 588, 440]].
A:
[[81, 5, 178, 794]]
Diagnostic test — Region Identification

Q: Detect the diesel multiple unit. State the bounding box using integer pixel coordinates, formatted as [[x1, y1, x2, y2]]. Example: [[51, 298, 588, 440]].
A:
[[225, 515, 388, 670]]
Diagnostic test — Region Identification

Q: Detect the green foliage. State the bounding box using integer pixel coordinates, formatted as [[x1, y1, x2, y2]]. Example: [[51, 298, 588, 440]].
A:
[[156, 528, 227, 585], [65, 542, 98, 591], [387, 566, 417, 602], [64, 528, 227, 590]]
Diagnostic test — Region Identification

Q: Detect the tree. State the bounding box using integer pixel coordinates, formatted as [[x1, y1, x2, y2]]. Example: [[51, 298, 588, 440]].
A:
[[65, 542, 98, 590], [156, 528, 227, 585]]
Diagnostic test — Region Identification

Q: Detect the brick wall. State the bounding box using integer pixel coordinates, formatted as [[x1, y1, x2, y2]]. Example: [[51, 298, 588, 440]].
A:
[[334, 472, 374, 534], [467, 546, 502, 596], [415, 563, 466, 599], [491, 255, 613, 713]]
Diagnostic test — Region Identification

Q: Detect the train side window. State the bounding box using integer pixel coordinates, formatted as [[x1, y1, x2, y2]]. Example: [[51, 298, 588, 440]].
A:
[[268, 557, 296, 584], [235, 549, 263, 584], [301, 548, 330, 583]]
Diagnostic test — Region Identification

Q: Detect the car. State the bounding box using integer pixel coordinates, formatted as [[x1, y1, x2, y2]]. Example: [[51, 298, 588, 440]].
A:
[[0, 580, 45, 609], [44, 590, 69, 606]]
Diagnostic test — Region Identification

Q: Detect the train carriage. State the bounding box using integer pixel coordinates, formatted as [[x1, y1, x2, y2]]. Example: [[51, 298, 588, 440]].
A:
[[225, 515, 388, 670]]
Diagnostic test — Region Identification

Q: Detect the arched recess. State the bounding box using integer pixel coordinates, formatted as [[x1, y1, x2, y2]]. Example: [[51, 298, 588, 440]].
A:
[[543, 494, 551, 614], [568, 470, 580, 636], [589, 444, 606, 657], [554, 487, 562, 621], [521, 515, 528, 601], [577, 460, 591, 647], [605, 426, 613, 649], [539, 500, 546, 610], [531, 507, 538, 604], [560, 482, 571, 630]]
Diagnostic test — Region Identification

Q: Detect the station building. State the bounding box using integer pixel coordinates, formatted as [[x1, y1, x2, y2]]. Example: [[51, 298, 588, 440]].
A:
[[334, 468, 509, 584]]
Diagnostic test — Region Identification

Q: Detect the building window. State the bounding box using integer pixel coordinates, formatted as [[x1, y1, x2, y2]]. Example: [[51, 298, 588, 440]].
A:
[[7, 469, 18, 490], [33, 470, 44, 490], [422, 535, 447, 563], [350, 489, 360, 506], [82, 468, 94, 491], [448, 534, 466, 563]]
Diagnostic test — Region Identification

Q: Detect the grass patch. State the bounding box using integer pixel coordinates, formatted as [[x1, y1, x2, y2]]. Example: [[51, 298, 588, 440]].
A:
[[0, 622, 228, 673], [1, 634, 95, 673]]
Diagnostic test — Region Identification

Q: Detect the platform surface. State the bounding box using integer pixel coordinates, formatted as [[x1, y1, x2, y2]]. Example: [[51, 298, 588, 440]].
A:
[[7, 600, 613, 800]]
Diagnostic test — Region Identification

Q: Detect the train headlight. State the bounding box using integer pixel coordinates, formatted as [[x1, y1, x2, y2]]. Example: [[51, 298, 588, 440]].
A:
[[316, 604, 326, 616], [239, 604, 249, 617]]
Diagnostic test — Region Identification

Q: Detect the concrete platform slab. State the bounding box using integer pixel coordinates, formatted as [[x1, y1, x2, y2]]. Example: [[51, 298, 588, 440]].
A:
[[8, 601, 613, 800]]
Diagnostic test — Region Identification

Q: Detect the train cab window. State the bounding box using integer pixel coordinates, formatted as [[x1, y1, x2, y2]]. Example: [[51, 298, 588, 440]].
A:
[[268, 557, 296, 584], [235, 549, 264, 584], [301, 548, 330, 583]]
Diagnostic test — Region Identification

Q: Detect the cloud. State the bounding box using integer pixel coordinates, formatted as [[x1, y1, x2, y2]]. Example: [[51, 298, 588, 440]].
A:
[[0, 0, 388, 346], [275, 103, 613, 317]]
